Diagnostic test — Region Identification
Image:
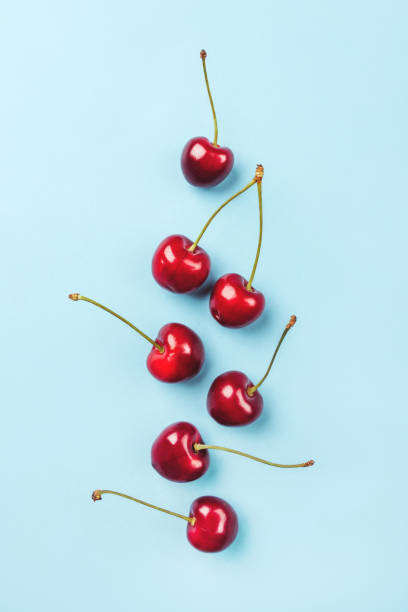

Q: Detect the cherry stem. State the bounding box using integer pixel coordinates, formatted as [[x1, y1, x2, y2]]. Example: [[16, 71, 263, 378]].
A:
[[246, 165, 264, 291], [92, 490, 195, 525], [247, 315, 296, 396], [193, 444, 314, 469], [68, 294, 164, 353], [188, 176, 258, 252], [200, 49, 218, 146]]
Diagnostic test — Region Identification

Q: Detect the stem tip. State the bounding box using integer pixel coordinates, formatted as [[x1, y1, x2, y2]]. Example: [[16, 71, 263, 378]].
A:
[[254, 164, 264, 182], [286, 315, 297, 329], [68, 293, 80, 301], [92, 490, 102, 501], [200, 49, 207, 59]]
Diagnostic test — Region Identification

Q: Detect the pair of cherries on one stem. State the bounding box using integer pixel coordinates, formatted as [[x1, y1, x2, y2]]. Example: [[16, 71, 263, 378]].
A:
[[152, 164, 265, 328]]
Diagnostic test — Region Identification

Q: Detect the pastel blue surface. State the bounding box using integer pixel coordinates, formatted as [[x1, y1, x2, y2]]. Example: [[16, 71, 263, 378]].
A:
[[1, 1, 407, 610]]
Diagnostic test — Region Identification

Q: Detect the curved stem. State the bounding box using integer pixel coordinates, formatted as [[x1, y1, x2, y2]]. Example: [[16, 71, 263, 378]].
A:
[[246, 168, 264, 291], [188, 178, 256, 252], [68, 294, 164, 353], [194, 444, 314, 468], [92, 490, 195, 524], [200, 50, 218, 146], [247, 315, 296, 396]]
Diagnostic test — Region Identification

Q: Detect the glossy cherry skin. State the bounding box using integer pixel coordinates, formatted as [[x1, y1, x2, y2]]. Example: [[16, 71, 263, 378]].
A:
[[207, 370, 263, 426], [181, 137, 234, 187], [210, 273, 265, 328], [146, 323, 205, 383], [152, 234, 210, 293], [187, 496, 238, 552], [151, 421, 209, 482]]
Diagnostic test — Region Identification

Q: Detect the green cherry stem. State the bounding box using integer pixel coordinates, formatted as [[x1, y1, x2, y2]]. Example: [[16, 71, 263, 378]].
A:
[[193, 444, 314, 468], [92, 490, 195, 525], [200, 49, 218, 147], [188, 174, 259, 253], [68, 294, 164, 353], [246, 164, 264, 291], [247, 315, 296, 396]]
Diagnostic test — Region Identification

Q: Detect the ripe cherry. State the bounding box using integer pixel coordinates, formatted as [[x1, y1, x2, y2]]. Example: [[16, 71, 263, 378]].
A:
[[208, 316, 296, 425], [181, 50, 233, 187], [210, 165, 265, 327], [92, 489, 238, 553], [151, 420, 314, 483], [151, 421, 209, 482], [152, 169, 260, 293], [187, 496, 238, 552], [68, 294, 204, 383]]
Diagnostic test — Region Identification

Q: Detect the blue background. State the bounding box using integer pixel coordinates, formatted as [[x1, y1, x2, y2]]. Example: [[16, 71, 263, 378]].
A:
[[1, 1, 407, 610]]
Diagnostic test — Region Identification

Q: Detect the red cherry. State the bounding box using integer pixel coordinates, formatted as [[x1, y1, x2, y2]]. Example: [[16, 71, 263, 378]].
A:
[[187, 496, 238, 552], [91, 489, 238, 553], [208, 316, 297, 426], [152, 420, 313, 481], [181, 50, 233, 187], [68, 294, 204, 383], [152, 234, 210, 293], [210, 273, 265, 328], [207, 370, 263, 426], [209, 165, 265, 327], [146, 323, 205, 383], [181, 137, 234, 187], [151, 422, 210, 482], [153, 170, 260, 294]]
